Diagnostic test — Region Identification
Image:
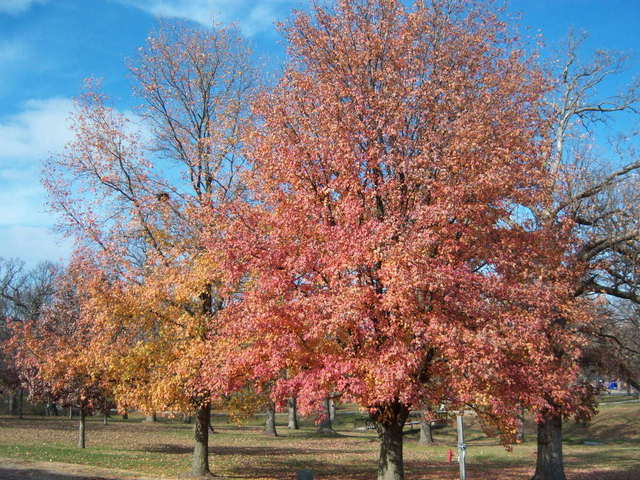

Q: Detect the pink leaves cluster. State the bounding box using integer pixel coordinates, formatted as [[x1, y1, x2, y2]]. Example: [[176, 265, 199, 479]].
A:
[[207, 0, 591, 439]]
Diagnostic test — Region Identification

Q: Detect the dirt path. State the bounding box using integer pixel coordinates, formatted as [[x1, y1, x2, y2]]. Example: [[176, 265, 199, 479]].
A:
[[0, 457, 163, 480]]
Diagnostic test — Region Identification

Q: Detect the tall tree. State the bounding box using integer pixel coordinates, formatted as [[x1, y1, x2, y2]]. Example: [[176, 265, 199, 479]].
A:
[[530, 34, 640, 480], [213, 2, 589, 479], [43, 21, 256, 477]]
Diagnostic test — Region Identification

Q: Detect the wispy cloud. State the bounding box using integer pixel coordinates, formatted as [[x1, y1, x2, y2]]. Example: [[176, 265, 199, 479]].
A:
[[0, 0, 48, 15], [115, 0, 302, 36], [0, 97, 74, 164], [0, 97, 74, 263]]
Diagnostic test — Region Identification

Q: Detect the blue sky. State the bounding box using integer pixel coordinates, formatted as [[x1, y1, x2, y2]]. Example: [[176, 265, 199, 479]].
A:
[[0, 0, 638, 265]]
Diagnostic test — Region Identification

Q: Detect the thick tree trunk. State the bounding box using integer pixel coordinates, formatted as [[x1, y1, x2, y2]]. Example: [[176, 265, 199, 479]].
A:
[[288, 397, 299, 429], [122, 411, 128, 420], [316, 397, 335, 434], [103, 411, 108, 425], [532, 412, 566, 480], [419, 419, 434, 444], [373, 402, 408, 480], [69, 407, 73, 419], [265, 401, 278, 436], [192, 403, 211, 477], [78, 409, 86, 449], [18, 389, 23, 419], [8, 392, 15, 415]]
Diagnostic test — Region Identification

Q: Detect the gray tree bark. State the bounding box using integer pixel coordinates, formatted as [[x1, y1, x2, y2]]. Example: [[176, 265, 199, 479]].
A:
[[192, 403, 211, 476], [288, 397, 299, 429], [419, 419, 433, 444], [264, 401, 278, 436], [329, 398, 336, 423], [373, 402, 408, 480], [532, 412, 566, 480], [8, 392, 15, 415]]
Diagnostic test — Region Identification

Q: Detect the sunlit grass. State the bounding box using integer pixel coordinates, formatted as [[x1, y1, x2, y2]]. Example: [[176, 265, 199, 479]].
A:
[[0, 399, 638, 479]]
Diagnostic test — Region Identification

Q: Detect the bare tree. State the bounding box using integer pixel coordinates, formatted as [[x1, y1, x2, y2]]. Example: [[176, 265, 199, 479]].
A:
[[531, 33, 640, 480], [0, 259, 61, 415]]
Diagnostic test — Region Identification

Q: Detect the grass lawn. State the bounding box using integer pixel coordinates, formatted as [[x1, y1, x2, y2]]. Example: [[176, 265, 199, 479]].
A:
[[0, 399, 638, 479]]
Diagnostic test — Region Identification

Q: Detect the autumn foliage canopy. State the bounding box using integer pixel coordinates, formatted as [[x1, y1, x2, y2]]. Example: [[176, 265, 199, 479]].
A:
[[11, 1, 606, 479], [211, 0, 590, 440]]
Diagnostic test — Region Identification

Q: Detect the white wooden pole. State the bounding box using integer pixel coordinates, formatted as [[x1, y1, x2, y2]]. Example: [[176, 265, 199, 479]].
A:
[[456, 413, 467, 480]]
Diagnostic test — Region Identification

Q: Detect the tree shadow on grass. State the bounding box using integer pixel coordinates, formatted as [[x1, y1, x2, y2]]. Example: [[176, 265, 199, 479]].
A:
[[0, 417, 79, 432], [572, 469, 640, 480], [142, 444, 193, 454], [141, 443, 367, 456], [220, 458, 532, 480], [0, 466, 124, 480]]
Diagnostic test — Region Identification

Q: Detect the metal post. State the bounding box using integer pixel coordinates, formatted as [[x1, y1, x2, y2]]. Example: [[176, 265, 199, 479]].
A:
[[456, 413, 466, 480]]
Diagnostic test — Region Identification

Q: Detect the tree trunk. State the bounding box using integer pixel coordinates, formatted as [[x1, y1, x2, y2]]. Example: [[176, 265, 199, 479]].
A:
[[144, 413, 156, 423], [78, 409, 86, 449], [316, 397, 335, 434], [373, 402, 409, 480], [8, 392, 15, 415], [532, 411, 566, 480], [18, 389, 23, 419], [265, 401, 277, 436], [122, 411, 128, 420], [103, 411, 108, 425], [288, 397, 299, 429], [419, 419, 433, 444], [516, 409, 525, 443], [69, 407, 73, 419], [192, 403, 211, 477], [329, 398, 336, 423]]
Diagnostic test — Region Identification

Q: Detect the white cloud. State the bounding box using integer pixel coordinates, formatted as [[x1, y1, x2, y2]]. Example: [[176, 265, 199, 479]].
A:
[[0, 97, 148, 264], [116, 0, 301, 36], [0, 0, 48, 15], [0, 97, 74, 164], [0, 97, 74, 263]]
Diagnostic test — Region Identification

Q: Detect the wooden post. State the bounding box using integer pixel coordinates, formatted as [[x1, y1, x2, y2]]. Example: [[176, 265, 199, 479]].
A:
[[456, 414, 466, 480]]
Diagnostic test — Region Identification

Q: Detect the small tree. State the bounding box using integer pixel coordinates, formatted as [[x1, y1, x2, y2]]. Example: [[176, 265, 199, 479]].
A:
[[10, 263, 113, 448], [1, 259, 60, 416]]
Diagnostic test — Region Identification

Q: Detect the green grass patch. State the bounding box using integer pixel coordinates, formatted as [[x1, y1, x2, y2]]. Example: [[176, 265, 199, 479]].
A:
[[0, 402, 638, 479]]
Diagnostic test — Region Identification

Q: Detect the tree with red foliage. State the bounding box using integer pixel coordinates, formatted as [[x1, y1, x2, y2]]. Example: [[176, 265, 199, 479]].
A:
[[212, 1, 591, 479]]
